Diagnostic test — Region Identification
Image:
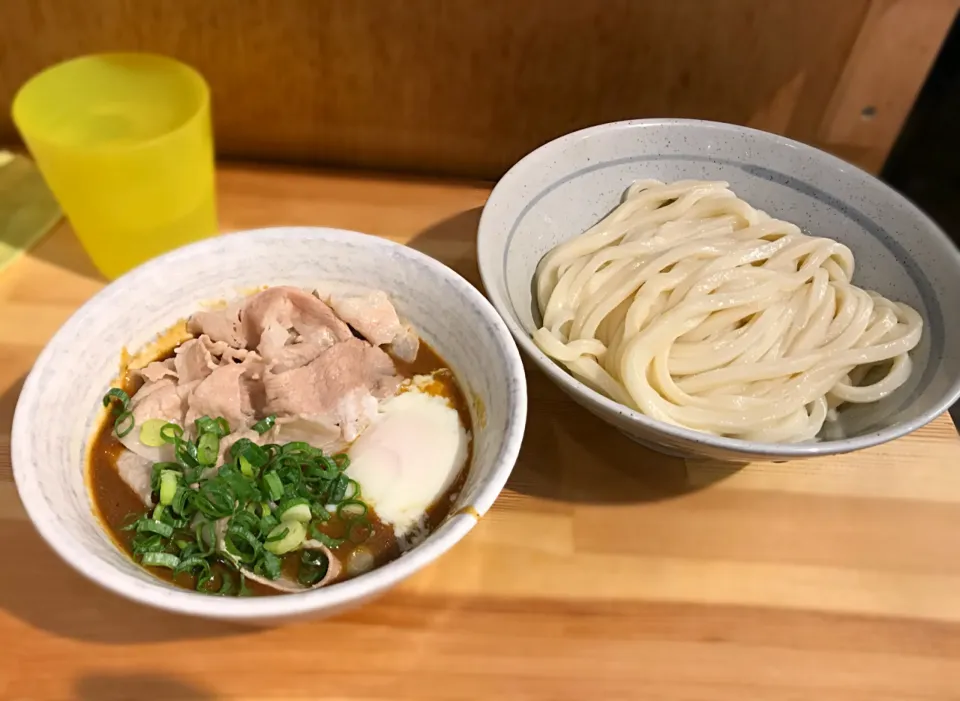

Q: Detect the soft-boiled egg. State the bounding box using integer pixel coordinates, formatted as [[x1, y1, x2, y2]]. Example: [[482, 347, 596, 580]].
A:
[[346, 381, 469, 537]]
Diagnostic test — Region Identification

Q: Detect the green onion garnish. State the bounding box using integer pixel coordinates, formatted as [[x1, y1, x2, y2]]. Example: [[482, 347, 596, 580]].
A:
[[257, 551, 282, 580], [196, 431, 220, 466], [308, 525, 345, 548], [171, 486, 192, 515], [262, 471, 283, 502], [298, 548, 330, 586], [174, 556, 212, 586], [225, 524, 261, 564], [337, 499, 367, 520], [141, 552, 180, 569], [114, 410, 135, 438], [139, 418, 169, 447], [329, 474, 349, 503], [102, 388, 130, 412], [238, 455, 255, 478], [175, 439, 199, 467], [138, 518, 174, 538], [276, 497, 311, 523], [159, 470, 179, 506], [98, 393, 382, 595], [251, 414, 276, 435], [195, 415, 229, 439], [160, 422, 184, 443], [264, 520, 306, 555]]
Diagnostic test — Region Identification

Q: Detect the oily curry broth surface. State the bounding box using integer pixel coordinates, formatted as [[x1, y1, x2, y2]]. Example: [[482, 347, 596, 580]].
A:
[[89, 340, 472, 595]]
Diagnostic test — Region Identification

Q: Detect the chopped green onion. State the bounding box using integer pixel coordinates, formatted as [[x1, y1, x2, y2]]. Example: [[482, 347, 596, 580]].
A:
[[329, 474, 349, 503], [264, 520, 306, 555], [160, 422, 184, 443], [141, 552, 180, 569], [114, 410, 135, 438], [343, 478, 361, 500], [174, 556, 211, 582], [132, 533, 165, 555], [195, 522, 216, 557], [333, 453, 350, 470], [138, 418, 169, 447], [197, 432, 220, 466], [195, 416, 229, 439], [171, 486, 192, 515], [257, 551, 282, 580], [260, 511, 279, 534], [262, 471, 283, 502], [298, 548, 330, 586], [161, 513, 188, 529], [337, 499, 367, 520], [251, 414, 276, 435], [102, 388, 130, 413], [194, 481, 235, 518], [138, 518, 174, 538], [264, 525, 288, 543], [238, 454, 255, 477], [230, 509, 260, 535], [100, 412, 383, 597], [225, 524, 261, 563], [159, 470, 179, 506], [121, 514, 145, 532], [175, 439, 199, 467], [217, 571, 236, 596], [308, 525, 345, 548], [276, 497, 311, 523]]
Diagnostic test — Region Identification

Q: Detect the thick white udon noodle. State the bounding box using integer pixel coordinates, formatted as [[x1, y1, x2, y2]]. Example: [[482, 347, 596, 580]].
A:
[[533, 180, 923, 442]]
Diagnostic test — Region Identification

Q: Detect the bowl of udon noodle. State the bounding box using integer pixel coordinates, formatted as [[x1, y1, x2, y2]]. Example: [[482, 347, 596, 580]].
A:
[[12, 227, 526, 622], [477, 119, 960, 462]]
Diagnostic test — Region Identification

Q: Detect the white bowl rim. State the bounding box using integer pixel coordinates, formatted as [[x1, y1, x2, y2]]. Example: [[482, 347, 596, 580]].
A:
[[478, 117, 960, 458], [12, 226, 528, 620]]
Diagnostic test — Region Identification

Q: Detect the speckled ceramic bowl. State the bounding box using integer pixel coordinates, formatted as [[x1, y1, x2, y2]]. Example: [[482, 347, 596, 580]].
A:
[[12, 227, 527, 623], [478, 119, 960, 461]]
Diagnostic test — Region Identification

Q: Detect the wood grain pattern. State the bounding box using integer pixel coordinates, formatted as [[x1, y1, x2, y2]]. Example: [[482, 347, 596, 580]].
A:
[[818, 0, 960, 173], [3, 0, 950, 177], [0, 164, 959, 700]]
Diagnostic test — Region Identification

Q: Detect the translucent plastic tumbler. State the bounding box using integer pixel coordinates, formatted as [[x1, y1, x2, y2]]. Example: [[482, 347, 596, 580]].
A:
[[12, 53, 217, 279]]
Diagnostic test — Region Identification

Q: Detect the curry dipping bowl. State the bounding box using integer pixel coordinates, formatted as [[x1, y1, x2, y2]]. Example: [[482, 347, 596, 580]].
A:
[[477, 119, 960, 462], [12, 227, 527, 623]]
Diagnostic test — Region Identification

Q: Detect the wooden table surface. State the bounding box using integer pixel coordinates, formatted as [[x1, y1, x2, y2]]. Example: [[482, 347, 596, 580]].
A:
[[2, 164, 960, 701]]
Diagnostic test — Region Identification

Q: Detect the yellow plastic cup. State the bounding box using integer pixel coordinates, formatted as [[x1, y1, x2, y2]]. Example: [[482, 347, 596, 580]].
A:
[[12, 53, 217, 279]]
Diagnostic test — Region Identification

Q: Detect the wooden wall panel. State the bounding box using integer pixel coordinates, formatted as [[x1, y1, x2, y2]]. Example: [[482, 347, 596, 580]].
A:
[[0, 0, 951, 178]]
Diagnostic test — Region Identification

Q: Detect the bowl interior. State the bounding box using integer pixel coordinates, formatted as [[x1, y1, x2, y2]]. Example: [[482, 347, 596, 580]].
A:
[[13, 227, 524, 618], [480, 120, 960, 443]]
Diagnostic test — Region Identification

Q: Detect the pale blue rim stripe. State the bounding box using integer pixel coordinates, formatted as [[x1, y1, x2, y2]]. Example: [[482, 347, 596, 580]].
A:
[[503, 154, 944, 415]]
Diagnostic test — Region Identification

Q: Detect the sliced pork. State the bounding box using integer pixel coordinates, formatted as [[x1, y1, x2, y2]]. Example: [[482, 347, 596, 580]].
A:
[[327, 291, 420, 362], [173, 338, 219, 384], [188, 299, 246, 348], [328, 291, 404, 346], [263, 339, 400, 444], [124, 286, 409, 456], [185, 361, 261, 430], [140, 358, 177, 383], [242, 287, 352, 349], [115, 449, 155, 506], [387, 323, 420, 364]]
